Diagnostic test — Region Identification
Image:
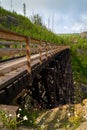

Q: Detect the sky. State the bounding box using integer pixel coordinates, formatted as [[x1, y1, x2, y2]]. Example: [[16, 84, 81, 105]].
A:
[[0, 0, 87, 34]]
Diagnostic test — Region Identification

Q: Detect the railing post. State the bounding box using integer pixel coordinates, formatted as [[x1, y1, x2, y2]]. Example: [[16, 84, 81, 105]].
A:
[[52, 45, 54, 54], [48, 43, 52, 57], [9, 44, 13, 58], [45, 42, 48, 60], [26, 37, 31, 73], [53, 45, 55, 55], [20, 43, 23, 56], [20, 43, 22, 48], [39, 41, 42, 64], [50, 44, 54, 56], [56, 45, 58, 53], [10, 44, 13, 48]]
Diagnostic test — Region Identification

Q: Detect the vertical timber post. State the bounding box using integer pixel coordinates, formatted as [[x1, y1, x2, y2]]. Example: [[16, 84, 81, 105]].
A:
[[39, 40, 42, 64], [20, 42, 22, 49], [26, 37, 31, 73], [49, 43, 53, 57], [41, 69, 53, 108], [45, 42, 48, 60], [10, 44, 13, 58], [48, 43, 51, 57], [20, 42, 23, 56]]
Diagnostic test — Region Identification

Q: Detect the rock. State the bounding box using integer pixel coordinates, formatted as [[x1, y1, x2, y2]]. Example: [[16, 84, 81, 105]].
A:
[[76, 122, 87, 130], [0, 104, 18, 117], [83, 99, 87, 105], [74, 104, 83, 116], [18, 126, 35, 130]]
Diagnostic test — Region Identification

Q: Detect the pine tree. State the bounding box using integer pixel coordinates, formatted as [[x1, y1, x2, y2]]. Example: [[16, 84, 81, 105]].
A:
[[23, 3, 26, 16]]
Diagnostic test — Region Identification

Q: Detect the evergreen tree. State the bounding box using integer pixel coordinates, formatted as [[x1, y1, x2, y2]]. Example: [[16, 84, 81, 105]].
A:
[[23, 3, 26, 16], [31, 14, 43, 26]]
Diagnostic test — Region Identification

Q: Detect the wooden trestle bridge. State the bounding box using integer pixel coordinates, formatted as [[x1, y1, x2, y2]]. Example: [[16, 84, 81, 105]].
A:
[[0, 29, 74, 108]]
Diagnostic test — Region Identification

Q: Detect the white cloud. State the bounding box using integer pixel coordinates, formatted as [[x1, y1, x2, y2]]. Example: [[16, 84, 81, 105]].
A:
[[80, 14, 87, 25], [64, 26, 68, 30]]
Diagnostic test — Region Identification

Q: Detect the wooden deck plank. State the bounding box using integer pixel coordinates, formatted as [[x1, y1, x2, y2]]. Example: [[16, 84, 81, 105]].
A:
[[0, 46, 70, 90], [0, 47, 69, 75]]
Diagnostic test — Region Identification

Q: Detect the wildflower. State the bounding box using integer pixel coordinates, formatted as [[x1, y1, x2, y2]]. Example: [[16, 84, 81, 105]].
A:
[[74, 111, 78, 117], [67, 113, 71, 117], [24, 105, 27, 108], [17, 114, 20, 118], [74, 111, 76, 114], [57, 119, 60, 122], [23, 115, 28, 121], [43, 117, 45, 120], [67, 124, 70, 128], [74, 81, 76, 84], [19, 108, 22, 111], [5, 114, 8, 118], [9, 114, 12, 117], [30, 120, 32, 123]]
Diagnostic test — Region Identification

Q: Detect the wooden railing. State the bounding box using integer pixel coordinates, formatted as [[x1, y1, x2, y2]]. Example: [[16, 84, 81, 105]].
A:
[[0, 29, 69, 73]]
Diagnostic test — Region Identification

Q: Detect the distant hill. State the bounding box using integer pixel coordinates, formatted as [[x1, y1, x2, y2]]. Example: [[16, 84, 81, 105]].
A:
[[58, 33, 79, 36]]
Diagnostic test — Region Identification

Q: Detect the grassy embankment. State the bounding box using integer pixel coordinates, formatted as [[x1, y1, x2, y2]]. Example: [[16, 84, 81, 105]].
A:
[[0, 7, 61, 44]]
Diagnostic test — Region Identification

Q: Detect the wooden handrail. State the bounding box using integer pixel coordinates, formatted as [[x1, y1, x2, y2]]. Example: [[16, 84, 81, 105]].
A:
[[0, 48, 26, 57], [0, 29, 27, 42], [0, 29, 70, 74]]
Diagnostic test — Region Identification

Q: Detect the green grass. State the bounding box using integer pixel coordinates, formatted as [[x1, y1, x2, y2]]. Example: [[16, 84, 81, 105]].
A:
[[60, 34, 87, 84]]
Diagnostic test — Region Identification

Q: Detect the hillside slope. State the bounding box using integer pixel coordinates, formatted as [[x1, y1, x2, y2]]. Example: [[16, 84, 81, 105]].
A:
[[0, 7, 62, 44]]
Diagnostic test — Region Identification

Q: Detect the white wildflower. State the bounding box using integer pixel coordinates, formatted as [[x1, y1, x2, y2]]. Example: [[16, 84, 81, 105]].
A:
[[17, 114, 20, 118], [24, 105, 27, 109], [74, 81, 76, 84], [67, 124, 70, 128], [67, 113, 71, 117], [74, 111, 76, 114], [19, 108, 22, 111], [74, 111, 77, 117], [23, 115, 28, 121], [30, 120, 32, 123], [57, 119, 60, 122], [9, 114, 12, 117], [43, 117, 45, 120], [5, 114, 8, 118]]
